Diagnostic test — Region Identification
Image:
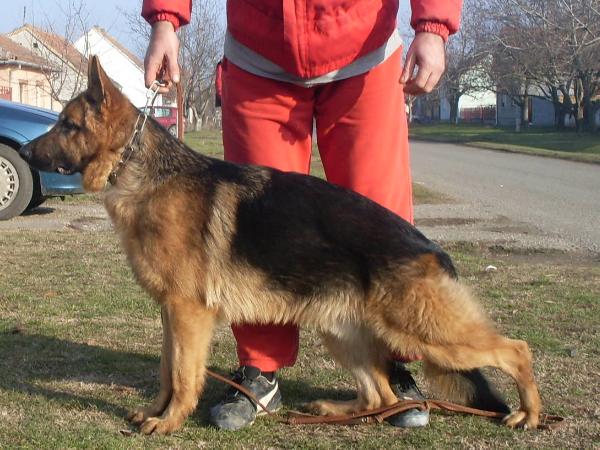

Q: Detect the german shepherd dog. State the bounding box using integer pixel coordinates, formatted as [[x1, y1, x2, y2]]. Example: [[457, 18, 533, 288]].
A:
[[21, 56, 541, 434]]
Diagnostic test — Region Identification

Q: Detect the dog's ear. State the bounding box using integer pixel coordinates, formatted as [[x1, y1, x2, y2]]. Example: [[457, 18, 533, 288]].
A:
[[87, 55, 121, 107], [87, 55, 106, 105]]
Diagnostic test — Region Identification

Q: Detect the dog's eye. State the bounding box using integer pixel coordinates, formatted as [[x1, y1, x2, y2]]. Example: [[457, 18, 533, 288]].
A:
[[62, 119, 81, 132]]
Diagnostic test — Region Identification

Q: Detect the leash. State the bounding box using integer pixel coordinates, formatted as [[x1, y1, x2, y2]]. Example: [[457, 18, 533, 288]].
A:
[[204, 369, 565, 430], [108, 80, 164, 184], [109, 79, 185, 185], [176, 82, 184, 140]]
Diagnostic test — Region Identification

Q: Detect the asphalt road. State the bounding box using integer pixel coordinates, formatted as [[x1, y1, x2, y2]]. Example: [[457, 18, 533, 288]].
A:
[[410, 141, 600, 254]]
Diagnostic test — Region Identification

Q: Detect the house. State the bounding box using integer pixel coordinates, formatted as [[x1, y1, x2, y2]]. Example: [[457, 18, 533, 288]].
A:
[[0, 34, 58, 110], [8, 24, 88, 107], [496, 90, 555, 128], [411, 87, 496, 124], [498, 88, 600, 129], [74, 26, 160, 108]]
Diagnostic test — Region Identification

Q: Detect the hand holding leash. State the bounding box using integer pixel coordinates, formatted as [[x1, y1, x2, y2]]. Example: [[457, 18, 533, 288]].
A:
[[145, 21, 180, 94]]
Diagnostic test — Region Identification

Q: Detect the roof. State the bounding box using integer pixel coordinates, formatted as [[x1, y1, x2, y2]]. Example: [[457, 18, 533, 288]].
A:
[[89, 26, 144, 70], [8, 24, 88, 70], [0, 34, 47, 67]]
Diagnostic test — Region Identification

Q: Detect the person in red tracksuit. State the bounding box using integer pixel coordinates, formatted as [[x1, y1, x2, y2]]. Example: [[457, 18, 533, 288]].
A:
[[142, 0, 462, 431]]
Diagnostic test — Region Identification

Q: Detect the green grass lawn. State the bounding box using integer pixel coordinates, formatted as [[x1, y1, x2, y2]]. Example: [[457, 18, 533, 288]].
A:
[[409, 124, 600, 163], [0, 230, 598, 448], [2, 130, 597, 448]]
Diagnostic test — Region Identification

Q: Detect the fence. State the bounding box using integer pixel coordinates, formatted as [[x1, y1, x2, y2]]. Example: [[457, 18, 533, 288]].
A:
[[460, 106, 496, 124]]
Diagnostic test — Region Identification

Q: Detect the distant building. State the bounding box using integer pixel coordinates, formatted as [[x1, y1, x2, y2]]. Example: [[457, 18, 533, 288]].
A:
[[8, 24, 88, 107], [0, 34, 58, 110], [74, 26, 160, 108], [411, 84, 497, 124], [496, 91, 555, 128]]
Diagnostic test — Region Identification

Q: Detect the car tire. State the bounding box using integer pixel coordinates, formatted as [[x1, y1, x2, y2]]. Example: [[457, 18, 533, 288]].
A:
[[0, 143, 34, 220], [27, 193, 47, 210], [168, 125, 177, 136], [26, 170, 46, 211]]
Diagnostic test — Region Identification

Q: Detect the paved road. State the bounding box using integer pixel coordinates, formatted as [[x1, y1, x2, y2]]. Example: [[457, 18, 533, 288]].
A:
[[410, 141, 600, 254]]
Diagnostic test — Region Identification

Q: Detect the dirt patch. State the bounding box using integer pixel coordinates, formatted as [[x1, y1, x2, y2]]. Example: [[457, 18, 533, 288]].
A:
[[0, 200, 110, 232], [443, 240, 599, 267], [67, 216, 111, 232], [416, 217, 481, 227]]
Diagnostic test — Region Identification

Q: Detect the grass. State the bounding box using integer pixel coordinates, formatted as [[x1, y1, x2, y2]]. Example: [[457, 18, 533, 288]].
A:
[[1, 129, 598, 448], [409, 124, 600, 163], [1, 230, 598, 449]]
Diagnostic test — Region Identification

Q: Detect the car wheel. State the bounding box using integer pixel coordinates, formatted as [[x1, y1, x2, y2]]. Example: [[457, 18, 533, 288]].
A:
[[27, 193, 47, 210], [168, 125, 177, 136], [0, 143, 34, 220], [26, 170, 46, 211]]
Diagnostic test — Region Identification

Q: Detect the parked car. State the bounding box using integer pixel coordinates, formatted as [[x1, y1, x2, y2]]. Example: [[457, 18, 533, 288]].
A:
[[0, 99, 84, 220], [144, 106, 178, 136]]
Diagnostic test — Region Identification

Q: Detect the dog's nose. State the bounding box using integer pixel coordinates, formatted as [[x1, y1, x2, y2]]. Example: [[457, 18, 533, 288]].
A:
[[19, 145, 32, 162]]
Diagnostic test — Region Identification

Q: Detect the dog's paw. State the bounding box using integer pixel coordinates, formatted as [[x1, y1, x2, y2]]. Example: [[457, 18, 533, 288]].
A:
[[139, 416, 183, 435], [127, 407, 154, 425], [304, 400, 341, 416], [502, 410, 539, 430]]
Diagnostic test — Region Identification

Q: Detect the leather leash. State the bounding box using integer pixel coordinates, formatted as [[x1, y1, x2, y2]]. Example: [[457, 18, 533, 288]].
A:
[[205, 369, 564, 430], [176, 82, 184, 140]]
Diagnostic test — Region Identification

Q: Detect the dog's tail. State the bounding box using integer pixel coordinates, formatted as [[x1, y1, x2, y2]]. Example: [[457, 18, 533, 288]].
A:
[[423, 363, 511, 414]]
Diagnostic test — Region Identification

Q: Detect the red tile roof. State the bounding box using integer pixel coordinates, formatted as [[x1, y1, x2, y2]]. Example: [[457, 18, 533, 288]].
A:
[[8, 24, 87, 70], [0, 34, 47, 67]]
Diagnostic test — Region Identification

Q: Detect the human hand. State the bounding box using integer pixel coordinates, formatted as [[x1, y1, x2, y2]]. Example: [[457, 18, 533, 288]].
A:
[[400, 32, 446, 96], [144, 21, 180, 93]]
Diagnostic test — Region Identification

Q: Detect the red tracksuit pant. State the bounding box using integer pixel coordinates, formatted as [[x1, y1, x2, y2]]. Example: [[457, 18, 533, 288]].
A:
[[221, 48, 412, 372]]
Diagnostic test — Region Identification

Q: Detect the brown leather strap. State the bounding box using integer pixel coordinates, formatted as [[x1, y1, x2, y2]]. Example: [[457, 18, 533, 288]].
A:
[[206, 369, 278, 419], [176, 82, 184, 140], [205, 369, 565, 430]]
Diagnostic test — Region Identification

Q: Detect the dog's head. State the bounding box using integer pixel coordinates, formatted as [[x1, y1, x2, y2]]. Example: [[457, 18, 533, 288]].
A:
[[20, 55, 136, 191]]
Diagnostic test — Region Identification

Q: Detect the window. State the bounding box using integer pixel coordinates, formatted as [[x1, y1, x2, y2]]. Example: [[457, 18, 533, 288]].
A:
[[152, 107, 171, 118]]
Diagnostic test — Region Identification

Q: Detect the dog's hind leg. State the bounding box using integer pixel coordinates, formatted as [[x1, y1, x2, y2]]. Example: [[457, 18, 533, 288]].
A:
[[138, 296, 216, 435], [422, 336, 541, 429], [373, 270, 541, 429], [306, 325, 398, 416], [128, 305, 173, 425]]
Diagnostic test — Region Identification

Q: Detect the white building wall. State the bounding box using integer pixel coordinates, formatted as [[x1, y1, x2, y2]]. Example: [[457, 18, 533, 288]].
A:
[[74, 29, 157, 108], [459, 89, 496, 109]]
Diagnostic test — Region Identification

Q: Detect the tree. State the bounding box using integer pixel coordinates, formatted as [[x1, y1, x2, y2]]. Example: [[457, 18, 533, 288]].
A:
[[439, 0, 492, 124], [35, 0, 89, 105], [485, 0, 600, 131]]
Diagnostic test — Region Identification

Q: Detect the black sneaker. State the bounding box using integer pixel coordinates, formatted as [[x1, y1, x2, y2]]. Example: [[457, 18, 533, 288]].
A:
[[209, 366, 282, 430], [386, 362, 430, 428]]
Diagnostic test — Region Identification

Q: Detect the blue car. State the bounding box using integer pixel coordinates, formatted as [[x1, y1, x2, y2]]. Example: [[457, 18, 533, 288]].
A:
[[0, 99, 84, 220]]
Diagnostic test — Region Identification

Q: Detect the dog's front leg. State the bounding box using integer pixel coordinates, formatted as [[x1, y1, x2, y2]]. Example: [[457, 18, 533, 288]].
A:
[[138, 296, 216, 435], [128, 305, 173, 425]]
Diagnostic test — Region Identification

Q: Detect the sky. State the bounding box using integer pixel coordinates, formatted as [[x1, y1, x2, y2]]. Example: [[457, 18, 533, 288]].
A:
[[0, 0, 412, 57], [0, 0, 194, 56]]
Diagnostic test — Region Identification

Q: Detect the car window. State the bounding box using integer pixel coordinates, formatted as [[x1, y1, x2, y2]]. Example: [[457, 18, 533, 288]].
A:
[[153, 108, 171, 118]]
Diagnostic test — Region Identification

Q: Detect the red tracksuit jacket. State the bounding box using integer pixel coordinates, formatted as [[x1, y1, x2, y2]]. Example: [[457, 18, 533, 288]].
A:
[[142, 0, 462, 78]]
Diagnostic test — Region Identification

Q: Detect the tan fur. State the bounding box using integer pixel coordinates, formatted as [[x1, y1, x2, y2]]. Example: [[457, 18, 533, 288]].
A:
[[25, 56, 542, 434]]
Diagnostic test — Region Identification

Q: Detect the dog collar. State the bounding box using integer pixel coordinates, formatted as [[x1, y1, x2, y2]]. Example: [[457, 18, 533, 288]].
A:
[[108, 81, 164, 185]]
